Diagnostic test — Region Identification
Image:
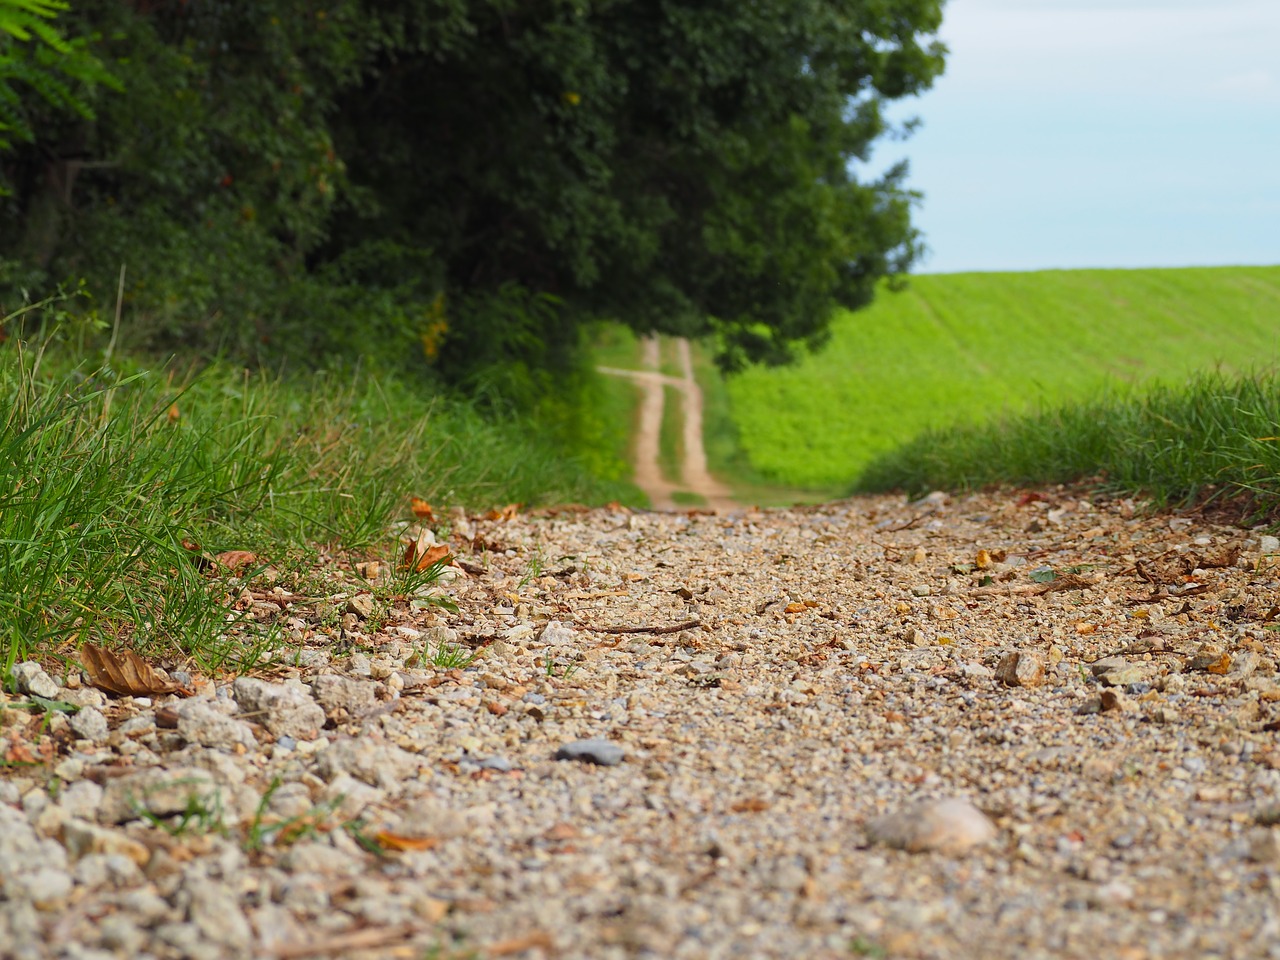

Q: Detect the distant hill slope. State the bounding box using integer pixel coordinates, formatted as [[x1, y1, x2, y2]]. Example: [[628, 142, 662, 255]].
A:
[[725, 266, 1280, 489]]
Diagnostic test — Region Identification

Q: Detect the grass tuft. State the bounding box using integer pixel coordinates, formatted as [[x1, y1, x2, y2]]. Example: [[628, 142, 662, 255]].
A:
[[856, 368, 1280, 518], [0, 343, 631, 672]]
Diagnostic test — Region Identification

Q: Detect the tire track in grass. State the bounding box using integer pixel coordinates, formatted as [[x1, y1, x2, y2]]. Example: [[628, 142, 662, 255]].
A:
[[598, 337, 736, 512]]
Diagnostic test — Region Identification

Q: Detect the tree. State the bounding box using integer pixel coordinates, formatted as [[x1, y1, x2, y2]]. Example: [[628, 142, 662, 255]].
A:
[[327, 0, 946, 373], [0, 0, 946, 378]]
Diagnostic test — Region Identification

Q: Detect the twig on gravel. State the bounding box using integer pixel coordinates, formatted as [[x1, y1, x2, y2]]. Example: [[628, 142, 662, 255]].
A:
[[269, 923, 422, 958], [486, 931, 556, 957], [880, 511, 935, 533], [579, 618, 702, 635], [969, 572, 1102, 598]]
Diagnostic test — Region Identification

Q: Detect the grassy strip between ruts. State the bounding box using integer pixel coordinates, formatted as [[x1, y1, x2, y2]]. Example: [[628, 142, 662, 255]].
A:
[[856, 368, 1280, 517], [0, 343, 634, 675]]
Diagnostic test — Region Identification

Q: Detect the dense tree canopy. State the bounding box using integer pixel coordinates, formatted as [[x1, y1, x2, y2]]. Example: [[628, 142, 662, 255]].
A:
[[0, 0, 945, 380]]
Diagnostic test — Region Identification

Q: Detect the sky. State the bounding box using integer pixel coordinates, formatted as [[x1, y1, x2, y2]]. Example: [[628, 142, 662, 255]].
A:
[[863, 0, 1280, 274]]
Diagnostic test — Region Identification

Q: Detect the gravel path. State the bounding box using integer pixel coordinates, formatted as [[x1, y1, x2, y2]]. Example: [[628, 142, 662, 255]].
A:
[[4, 490, 1280, 959]]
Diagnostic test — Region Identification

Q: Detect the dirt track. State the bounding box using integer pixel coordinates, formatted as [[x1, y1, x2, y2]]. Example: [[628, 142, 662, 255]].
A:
[[597, 337, 735, 512]]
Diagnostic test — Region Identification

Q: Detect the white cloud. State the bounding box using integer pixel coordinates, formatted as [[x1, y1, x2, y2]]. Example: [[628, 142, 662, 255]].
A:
[[933, 0, 1280, 101]]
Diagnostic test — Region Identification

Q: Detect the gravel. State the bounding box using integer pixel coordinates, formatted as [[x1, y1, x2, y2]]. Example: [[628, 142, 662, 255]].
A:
[[4, 489, 1280, 958]]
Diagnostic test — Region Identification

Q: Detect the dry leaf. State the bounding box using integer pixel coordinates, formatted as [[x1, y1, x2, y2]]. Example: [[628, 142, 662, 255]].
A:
[[403, 540, 451, 573], [214, 550, 258, 572], [372, 830, 441, 852], [409, 497, 436, 522], [484, 503, 522, 522], [730, 798, 771, 813], [167, 404, 181, 422], [79, 643, 187, 698]]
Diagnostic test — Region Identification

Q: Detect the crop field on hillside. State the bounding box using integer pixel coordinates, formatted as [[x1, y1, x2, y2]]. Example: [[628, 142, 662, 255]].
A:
[[724, 266, 1280, 489]]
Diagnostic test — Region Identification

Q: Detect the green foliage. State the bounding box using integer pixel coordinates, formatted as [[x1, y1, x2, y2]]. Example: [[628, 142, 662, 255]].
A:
[[857, 369, 1280, 519], [721, 266, 1280, 489], [0, 0, 945, 386], [0, 339, 633, 669], [0, 0, 119, 155]]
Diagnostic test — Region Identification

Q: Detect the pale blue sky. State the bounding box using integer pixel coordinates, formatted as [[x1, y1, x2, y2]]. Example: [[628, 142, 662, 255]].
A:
[[866, 0, 1280, 274]]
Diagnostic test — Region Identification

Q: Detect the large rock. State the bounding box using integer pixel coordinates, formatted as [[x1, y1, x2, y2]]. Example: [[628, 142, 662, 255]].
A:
[[176, 698, 258, 752], [866, 797, 997, 855], [232, 677, 325, 740]]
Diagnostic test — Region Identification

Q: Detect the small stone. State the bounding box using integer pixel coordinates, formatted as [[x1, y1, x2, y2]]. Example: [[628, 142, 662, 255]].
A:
[[1146, 704, 1179, 724], [1098, 663, 1159, 687], [959, 661, 993, 681], [10, 662, 60, 700], [313, 738, 421, 789], [310, 674, 379, 719], [866, 797, 997, 855], [1247, 827, 1280, 863], [232, 677, 325, 740], [540, 620, 577, 646], [345, 593, 376, 619], [1259, 535, 1280, 556], [58, 780, 104, 820], [554, 738, 624, 766], [99, 768, 220, 824], [995, 651, 1045, 687], [176, 699, 258, 751], [69, 705, 110, 742], [479, 755, 513, 772], [1099, 689, 1137, 713], [61, 819, 151, 867], [9, 866, 73, 907]]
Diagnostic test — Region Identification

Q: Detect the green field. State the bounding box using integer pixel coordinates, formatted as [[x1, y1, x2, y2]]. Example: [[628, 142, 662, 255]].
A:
[[724, 266, 1280, 489]]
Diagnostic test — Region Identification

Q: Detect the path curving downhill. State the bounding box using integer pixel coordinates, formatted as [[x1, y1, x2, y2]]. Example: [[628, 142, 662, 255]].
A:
[[598, 336, 736, 512]]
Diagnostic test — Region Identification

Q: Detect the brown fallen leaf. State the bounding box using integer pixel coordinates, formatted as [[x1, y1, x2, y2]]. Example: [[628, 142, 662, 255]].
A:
[[402, 540, 451, 573], [484, 503, 522, 522], [409, 497, 436, 522], [730, 798, 771, 813], [214, 549, 258, 572], [372, 830, 441, 852], [167, 403, 181, 423], [79, 642, 189, 698]]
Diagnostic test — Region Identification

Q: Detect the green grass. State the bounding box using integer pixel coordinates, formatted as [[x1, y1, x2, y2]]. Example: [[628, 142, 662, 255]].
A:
[[724, 266, 1280, 489], [858, 368, 1280, 516], [690, 339, 843, 505], [0, 341, 634, 672], [658, 384, 684, 484]]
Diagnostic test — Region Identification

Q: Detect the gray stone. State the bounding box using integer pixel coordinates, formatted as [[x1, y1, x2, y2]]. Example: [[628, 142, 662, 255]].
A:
[[312, 737, 421, 789], [995, 651, 1045, 687], [554, 738, 625, 766], [69, 705, 110, 742], [62, 818, 151, 867], [184, 882, 253, 950], [176, 699, 258, 751], [281, 840, 365, 877], [479, 755, 514, 772], [540, 620, 578, 646], [7, 865, 73, 905], [99, 767, 220, 824], [866, 797, 997, 855], [1097, 663, 1159, 687], [310, 674, 379, 718], [232, 677, 325, 739], [58, 780, 104, 820], [10, 661, 60, 700]]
